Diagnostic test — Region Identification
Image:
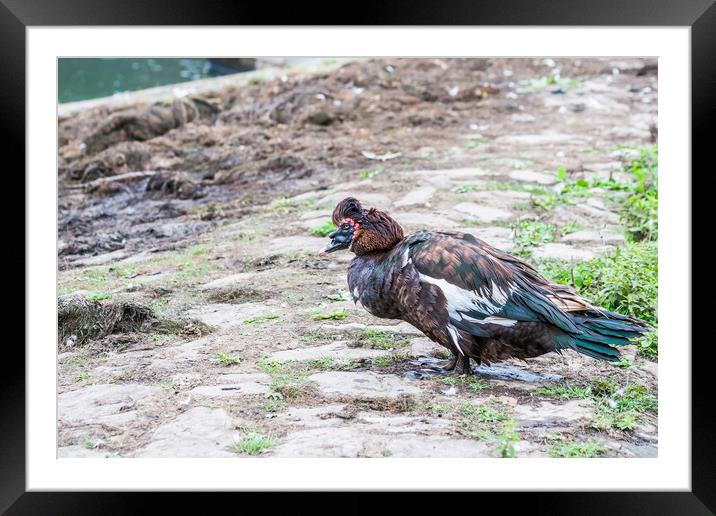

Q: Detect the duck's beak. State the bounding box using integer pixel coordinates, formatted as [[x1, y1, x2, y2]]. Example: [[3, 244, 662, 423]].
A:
[[320, 226, 354, 254]]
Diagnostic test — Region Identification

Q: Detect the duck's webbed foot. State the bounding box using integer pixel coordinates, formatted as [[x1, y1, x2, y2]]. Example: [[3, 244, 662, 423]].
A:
[[436, 354, 458, 372], [435, 353, 473, 375]]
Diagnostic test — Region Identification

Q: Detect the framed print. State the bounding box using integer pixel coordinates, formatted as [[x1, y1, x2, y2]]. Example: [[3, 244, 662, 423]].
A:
[[6, 0, 712, 513]]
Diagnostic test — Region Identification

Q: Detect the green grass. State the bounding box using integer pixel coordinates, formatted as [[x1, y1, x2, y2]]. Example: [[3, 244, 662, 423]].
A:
[[257, 358, 286, 374], [257, 359, 312, 399], [512, 221, 559, 248], [533, 383, 591, 399], [426, 402, 452, 416], [86, 292, 111, 301], [299, 330, 331, 342], [359, 329, 410, 350], [268, 197, 306, 211], [371, 353, 411, 368], [308, 220, 336, 237], [452, 184, 479, 194], [452, 181, 548, 196], [548, 440, 606, 458], [535, 379, 657, 432], [148, 296, 170, 313], [309, 357, 335, 369], [215, 352, 242, 366], [621, 147, 658, 242], [309, 308, 348, 320], [233, 431, 275, 455], [536, 241, 657, 357], [492, 419, 520, 458], [442, 376, 490, 392], [519, 75, 580, 93], [549, 147, 658, 242], [460, 403, 508, 423], [457, 399, 517, 453], [160, 382, 180, 391], [359, 167, 383, 179], [243, 313, 281, 324], [326, 291, 350, 302]]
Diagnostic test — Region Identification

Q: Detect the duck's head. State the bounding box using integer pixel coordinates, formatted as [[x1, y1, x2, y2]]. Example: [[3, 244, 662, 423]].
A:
[[320, 197, 404, 255]]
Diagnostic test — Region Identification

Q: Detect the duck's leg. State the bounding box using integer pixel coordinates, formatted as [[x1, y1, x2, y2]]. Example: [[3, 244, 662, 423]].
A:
[[453, 354, 474, 375]]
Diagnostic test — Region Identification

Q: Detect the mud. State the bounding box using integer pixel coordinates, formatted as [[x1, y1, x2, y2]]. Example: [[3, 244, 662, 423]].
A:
[[58, 57, 658, 458]]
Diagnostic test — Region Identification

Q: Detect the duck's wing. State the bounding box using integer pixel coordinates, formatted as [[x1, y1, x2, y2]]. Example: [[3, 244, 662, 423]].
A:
[[408, 231, 584, 335]]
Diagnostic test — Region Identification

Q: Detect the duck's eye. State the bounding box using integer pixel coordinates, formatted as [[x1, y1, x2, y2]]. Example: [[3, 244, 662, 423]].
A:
[[341, 223, 350, 229]]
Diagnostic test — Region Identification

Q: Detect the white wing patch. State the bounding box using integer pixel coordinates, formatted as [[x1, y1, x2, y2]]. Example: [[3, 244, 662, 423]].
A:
[[418, 273, 515, 319], [460, 314, 518, 327], [419, 273, 518, 344]]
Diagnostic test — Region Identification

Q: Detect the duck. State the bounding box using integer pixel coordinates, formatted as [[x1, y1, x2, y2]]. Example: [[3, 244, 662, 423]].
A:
[[319, 197, 649, 375]]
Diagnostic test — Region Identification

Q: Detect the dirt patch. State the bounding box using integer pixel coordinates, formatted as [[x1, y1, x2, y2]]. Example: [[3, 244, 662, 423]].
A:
[[58, 297, 153, 346], [206, 286, 272, 304], [58, 297, 211, 348]]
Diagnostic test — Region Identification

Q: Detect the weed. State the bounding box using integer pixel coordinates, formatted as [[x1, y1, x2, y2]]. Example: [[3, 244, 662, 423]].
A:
[[536, 242, 657, 357], [308, 220, 336, 237], [519, 75, 580, 93], [452, 184, 479, 193], [243, 313, 281, 324], [87, 292, 111, 302], [621, 147, 658, 242], [299, 330, 331, 342], [310, 308, 348, 320], [257, 358, 286, 374], [360, 167, 383, 179], [548, 440, 605, 458], [359, 329, 409, 350], [77, 371, 90, 381], [261, 394, 288, 413], [233, 430, 275, 455], [533, 383, 591, 399], [493, 419, 520, 458], [148, 297, 169, 313], [534, 379, 656, 433], [269, 370, 311, 399], [370, 353, 412, 368], [309, 357, 335, 369], [160, 382, 180, 391], [427, 402, 452, 416], [442, 376, 489, 392], [215, 352, 242, 366], [512, 221, 559, 248], [268, 197, 316, 212], [381, 449, 393, 457], [326, 291, 350, 302]]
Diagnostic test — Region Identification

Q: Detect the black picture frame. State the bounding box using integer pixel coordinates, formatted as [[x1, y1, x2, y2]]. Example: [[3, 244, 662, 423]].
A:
[[5, 0, 710, 513]]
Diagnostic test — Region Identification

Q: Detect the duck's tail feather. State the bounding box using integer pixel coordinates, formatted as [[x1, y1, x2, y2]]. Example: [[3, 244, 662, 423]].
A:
[[558, 309, 650, 362]]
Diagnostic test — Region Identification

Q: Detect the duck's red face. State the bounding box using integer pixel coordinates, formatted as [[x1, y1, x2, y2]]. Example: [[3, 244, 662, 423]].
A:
[[320, 217, 358, 254], [321, 197, 405, 256], [320, 197, 365, 254]]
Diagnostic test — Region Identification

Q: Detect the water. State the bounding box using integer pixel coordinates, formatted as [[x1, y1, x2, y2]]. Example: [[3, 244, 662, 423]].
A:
[[58, 58, 253, 104]]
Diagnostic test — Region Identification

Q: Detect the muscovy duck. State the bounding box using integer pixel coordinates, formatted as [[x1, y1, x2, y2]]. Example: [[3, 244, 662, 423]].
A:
[[320, 197, 649, 375]]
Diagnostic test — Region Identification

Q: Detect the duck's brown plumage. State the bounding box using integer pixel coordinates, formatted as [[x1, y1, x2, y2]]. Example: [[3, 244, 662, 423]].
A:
[[329, 197, 648, 373]]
